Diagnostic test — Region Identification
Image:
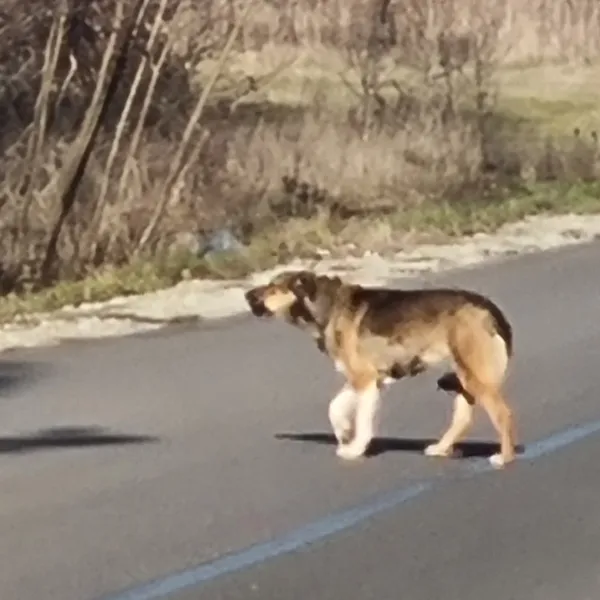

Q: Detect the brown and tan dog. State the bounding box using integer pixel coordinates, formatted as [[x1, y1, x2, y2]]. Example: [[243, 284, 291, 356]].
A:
[[245, 269, 517, 469]]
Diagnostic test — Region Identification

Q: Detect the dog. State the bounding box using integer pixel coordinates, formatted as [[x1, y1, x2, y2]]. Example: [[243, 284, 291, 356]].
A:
[[245, 269, 516, 469]]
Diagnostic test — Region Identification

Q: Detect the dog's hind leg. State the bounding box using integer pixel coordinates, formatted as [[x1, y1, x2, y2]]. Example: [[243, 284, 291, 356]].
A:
[[328, 383, 357, 445], [448, 327, 517, 468], [336, 373, 381, 461], [467, 333, 516, 468], [476, 385, 516, 468]]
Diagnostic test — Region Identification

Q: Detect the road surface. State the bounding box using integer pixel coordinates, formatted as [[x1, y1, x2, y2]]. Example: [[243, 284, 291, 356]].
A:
[[0, 241, 599, 600]]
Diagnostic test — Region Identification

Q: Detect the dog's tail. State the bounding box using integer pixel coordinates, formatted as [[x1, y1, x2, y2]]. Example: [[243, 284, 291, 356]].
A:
[[478, 295, 513, 359], [487, 305, 513, 359]]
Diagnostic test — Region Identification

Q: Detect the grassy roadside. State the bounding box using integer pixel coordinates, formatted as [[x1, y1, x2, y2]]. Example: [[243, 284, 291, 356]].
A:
[[1, 56, 599, 326], [1, 179, 598, 326]]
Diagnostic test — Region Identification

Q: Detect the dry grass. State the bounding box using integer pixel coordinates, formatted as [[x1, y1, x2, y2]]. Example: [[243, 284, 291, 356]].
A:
[[198, 0, 600, 66], [0, 0, 599, 320]]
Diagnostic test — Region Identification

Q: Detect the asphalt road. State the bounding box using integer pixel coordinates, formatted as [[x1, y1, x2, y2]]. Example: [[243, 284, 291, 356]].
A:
[[0, 241, 599, 600]]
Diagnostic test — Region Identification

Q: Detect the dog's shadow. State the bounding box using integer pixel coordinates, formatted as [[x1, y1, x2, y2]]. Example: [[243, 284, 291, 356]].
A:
[[274, 432, 525, 458]]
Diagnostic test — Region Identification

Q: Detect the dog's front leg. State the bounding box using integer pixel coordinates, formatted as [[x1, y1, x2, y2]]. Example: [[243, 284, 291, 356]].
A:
[[336, 377, 381, 460], [328, 383, 357, 445]]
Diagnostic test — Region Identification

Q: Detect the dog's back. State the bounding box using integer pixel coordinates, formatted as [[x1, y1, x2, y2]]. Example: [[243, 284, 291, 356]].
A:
[[334, 285, 512, 377]]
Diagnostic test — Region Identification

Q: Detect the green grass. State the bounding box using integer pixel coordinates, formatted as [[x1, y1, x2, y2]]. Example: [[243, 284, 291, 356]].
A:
[[499, 97, 600, 136], [496, 63, 600, 135], [397, 181, 600, 236]]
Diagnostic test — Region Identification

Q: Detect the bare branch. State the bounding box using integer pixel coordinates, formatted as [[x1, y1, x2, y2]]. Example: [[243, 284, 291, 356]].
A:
[[134, 0, 255, 254], [39, 0, 133, 284], [85, 0, 169, 261]]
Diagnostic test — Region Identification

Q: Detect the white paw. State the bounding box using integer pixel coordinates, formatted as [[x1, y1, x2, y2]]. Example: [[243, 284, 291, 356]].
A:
[[336, 443, 366, 461], [424, 443, 461, 458], [424, 443, 448, 457], [334, 426, 354, 445], [489, 453, 506, 468]]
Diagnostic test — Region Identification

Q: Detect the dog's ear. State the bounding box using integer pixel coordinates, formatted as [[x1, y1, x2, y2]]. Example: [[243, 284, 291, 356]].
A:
[[290, 271, 318, 301]]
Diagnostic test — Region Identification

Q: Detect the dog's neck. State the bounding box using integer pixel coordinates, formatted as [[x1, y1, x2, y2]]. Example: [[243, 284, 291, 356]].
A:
[[286, 300, 317, 329], [303, 276, 344, 328]]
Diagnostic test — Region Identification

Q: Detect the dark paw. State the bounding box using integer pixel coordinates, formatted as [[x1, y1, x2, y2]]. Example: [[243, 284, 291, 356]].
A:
[[388, 363, 407, 380], [436, 372, 463, 394]]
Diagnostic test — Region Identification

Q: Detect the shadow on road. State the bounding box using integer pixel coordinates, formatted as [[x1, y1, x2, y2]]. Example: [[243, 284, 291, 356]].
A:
[[0, 426, 159, 454], [0, 360, 52, 398], [275, 432, 525, 458]]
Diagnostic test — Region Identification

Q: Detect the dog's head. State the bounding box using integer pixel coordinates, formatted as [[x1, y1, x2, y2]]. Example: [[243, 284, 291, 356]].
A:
[[244, 270, 318, 319]]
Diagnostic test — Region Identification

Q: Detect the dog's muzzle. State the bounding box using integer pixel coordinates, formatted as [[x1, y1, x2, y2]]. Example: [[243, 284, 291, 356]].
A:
[[244, 289, 272, 317]]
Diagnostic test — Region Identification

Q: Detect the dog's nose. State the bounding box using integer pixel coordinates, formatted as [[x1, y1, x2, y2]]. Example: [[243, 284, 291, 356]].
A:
[[245, 289, 263, 313]]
